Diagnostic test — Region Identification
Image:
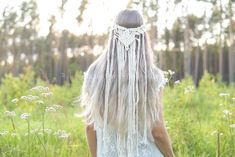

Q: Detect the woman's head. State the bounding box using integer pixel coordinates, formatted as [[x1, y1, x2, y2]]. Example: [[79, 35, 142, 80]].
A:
[[115, 9, 144, 28]]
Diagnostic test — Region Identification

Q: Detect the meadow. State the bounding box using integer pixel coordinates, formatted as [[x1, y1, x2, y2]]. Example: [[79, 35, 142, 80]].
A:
[[0, 68, 234, 157]]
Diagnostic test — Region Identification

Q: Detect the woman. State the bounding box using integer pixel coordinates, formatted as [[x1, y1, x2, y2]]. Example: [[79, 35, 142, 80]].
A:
[[80, 9, 175, 157]]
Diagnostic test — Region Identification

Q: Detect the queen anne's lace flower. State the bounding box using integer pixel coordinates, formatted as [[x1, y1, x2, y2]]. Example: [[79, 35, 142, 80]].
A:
[[30, 86, 49, 92], [11, 98, 19, 103], [45, 106, 56, 112], [20, 113, 31, 120], [0, 131, 8, 136], [54, 130, 70, 139], [219, 93, 230, 97], [230, 124, 235, 128], [5, 111, 16, 118], [41, 92, 53, 98]]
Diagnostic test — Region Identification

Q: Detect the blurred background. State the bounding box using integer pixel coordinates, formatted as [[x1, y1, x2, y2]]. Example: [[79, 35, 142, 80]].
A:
[[0, 0, 234, 86], [0, 1, 235, 157]]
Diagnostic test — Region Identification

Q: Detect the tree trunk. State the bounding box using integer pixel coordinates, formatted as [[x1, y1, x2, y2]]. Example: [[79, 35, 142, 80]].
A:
[[219, 0, 224, 81], [228, 0, 235, 83], [203, 42, 208, 72], [183, 2, 191, 77], [194, 41, 200, 86], [203, 8, 208, 73]]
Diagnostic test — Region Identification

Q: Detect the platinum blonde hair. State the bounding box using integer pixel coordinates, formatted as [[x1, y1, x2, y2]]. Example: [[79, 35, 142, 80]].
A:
[[80, 9, 166, 156]]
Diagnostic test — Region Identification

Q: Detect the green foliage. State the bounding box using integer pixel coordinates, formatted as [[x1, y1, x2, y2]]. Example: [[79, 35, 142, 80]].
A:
[[0, 67, 35, 110], [163, 73, 234, 157], [0, 70, 87, 157], [0, 70, 234, 157]]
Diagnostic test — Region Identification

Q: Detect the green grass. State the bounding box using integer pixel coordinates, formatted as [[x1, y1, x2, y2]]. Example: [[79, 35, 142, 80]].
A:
[[0, 70, 234, 157]]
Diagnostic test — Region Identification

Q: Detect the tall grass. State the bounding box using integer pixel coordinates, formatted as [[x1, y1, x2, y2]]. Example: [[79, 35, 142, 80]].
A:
[[0, 69, 234, 157]]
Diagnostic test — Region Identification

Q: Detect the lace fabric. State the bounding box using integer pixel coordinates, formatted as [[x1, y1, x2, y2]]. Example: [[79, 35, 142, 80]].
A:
[[95, 125, 164, 157]]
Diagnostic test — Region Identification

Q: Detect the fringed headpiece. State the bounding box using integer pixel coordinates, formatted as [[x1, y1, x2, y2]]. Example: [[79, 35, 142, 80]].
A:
[[102, 24, 152, 157]]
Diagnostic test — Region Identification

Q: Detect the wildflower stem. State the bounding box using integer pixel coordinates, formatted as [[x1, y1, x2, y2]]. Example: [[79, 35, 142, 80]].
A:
[[27, 120, 30, 157], [36, 134, 47, 157], [42, 110, 47, 143], [10, 118, 16, 132], [217, 132, 220, 157], [42, 108, 47, 157]]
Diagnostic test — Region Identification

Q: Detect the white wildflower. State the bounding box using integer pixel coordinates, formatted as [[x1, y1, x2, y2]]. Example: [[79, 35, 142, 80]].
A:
[[20, 96, 28, 101], [5, 111, 16, 118], [27, 95, 39, 101], [30, 86, 49, 92], [45, 106, 56, 112], [59, 133, 70, 139], [223, 110, 232, 116], [219, 93, 230, 97], [163, 71, 168, 75], [184, 86, 194, 94], [11, 98, 19, 104], [210, 130, 218, 136], [232, 97, 235, 101], [0, 131, 8, 136], [20, 113, 31, 120], [41, 92, 53, 98], [36, 100, 44, 104], [52, 104, 63, 110], [20, 95, 38, 101], [174, 80, 180, 84], [168, 70, 175, 76], [229, 124, 235, 128], [11, 133, 17, 137], [54, 130, 70, 139], [41, 128, 52, 134]]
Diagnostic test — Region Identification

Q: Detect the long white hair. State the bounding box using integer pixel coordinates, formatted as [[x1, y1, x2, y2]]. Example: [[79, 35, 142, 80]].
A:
[[80, 9, 166, 156]]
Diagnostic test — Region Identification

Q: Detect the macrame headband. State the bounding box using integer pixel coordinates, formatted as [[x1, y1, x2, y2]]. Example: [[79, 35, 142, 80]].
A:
[[112, 24, 146, 50]]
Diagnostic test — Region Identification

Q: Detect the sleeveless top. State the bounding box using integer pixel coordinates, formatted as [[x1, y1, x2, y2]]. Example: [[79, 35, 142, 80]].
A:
[[95, 125, 164, 157]]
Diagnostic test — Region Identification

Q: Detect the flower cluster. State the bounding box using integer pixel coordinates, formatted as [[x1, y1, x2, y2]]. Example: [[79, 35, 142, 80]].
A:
[[45, 104, 63, 113], [5, 111, 16, 118], [0, 130, 9, 136], [20, 113, 31, 120], [54, 130, 70, 139], [41, 92, 53, 98], [11, 98, 19, 104], [20, 95, 39, 101], [184, 85, 194, 94], [219, 93, 230, 97], [30, 86, 49, 92]]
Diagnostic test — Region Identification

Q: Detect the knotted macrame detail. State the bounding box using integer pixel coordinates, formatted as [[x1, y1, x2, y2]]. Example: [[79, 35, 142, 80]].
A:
[[113, 24, 146, 50]]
